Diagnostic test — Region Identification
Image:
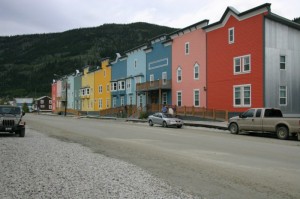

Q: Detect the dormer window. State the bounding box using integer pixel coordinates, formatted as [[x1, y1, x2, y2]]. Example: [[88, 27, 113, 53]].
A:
[[228, 27, 234, 44]]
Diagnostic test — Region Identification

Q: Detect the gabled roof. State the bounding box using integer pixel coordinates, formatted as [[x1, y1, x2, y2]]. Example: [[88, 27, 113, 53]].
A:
[[203, 3, 271, 32], [36, 96, 52, 100], [169, 19, 209, 38]]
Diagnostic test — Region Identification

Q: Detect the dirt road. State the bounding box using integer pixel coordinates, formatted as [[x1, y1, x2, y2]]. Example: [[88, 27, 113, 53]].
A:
[[25, 114, 300, 199]]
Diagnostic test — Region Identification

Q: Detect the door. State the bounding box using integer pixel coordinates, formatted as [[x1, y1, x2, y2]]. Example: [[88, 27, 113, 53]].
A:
[[238, 109, 255, 131]]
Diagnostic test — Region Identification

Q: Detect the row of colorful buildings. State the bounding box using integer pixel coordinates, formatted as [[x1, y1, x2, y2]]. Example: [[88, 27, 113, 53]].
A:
[[51, 3, 300, 116]]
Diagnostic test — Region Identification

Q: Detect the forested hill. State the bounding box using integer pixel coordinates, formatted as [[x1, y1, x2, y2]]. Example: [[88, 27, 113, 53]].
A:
[[0, 22, 177, 98]]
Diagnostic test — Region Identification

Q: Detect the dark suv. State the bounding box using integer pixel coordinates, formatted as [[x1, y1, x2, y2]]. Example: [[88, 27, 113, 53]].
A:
[[0, 105, 26, 137]]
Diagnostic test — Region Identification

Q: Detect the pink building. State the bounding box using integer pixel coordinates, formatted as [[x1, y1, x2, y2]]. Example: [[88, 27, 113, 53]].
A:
[[170, 20, 208, 108]]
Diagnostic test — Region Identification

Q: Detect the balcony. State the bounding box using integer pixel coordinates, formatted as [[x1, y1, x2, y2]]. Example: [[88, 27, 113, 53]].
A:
[[136, 80, 171, 92]]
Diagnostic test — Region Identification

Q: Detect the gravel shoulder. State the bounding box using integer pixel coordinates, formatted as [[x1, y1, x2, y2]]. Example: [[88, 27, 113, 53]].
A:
[[0, 129, 196, 199]]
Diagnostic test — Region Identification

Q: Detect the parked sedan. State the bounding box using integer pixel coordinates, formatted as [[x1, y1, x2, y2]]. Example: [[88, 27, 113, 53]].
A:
[[148, 112, 183, 128]]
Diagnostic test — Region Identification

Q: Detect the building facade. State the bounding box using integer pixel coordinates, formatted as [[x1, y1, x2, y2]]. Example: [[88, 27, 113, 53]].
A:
[[171, 20, 208, 108]]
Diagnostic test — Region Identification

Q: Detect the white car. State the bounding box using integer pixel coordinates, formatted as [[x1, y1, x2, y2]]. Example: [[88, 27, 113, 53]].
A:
[[148, 112, 183, 128]]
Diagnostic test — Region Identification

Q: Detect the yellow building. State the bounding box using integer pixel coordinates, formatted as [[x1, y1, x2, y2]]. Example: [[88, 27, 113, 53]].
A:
[[94, 59, 111, 111], [81, 66, 95, 111]]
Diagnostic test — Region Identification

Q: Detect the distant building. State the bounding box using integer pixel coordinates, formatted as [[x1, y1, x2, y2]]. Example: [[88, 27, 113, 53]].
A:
[[14, 98, 34, 111], [35, 96, 52, 112]]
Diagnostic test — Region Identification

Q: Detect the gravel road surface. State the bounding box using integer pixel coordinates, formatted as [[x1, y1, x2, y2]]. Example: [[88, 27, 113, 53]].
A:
[[0, 129, 196, 199]]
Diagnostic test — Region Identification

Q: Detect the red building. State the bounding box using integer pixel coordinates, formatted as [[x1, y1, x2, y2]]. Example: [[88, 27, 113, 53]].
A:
[[51, 82, 57, 112], [204, 4, 270, 113]]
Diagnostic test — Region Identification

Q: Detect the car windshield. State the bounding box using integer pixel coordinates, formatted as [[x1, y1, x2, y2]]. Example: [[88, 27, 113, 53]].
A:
[[162, 113, 174, 118], [0, 106, 21, 115]]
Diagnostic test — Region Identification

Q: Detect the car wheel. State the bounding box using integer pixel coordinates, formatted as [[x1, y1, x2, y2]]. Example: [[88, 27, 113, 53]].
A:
[[276, 126, 289, 140], [163, 121, 168, 128], [177, 125, 182, 128], [149, 120, 153, 126], [229, 123, 239, 134], [18, 129, 25, 137]]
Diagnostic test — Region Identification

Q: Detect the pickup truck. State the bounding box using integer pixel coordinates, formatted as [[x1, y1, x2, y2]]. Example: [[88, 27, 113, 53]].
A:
[[0, 105, 26, 137], [228, 108, 300, 140]]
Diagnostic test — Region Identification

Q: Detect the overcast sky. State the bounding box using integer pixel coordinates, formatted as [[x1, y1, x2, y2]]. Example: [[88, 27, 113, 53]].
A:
[[0, 0, 299, 36]]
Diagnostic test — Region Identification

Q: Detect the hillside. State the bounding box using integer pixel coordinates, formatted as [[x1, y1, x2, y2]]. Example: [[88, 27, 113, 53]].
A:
[[0, 23, 177, 98]]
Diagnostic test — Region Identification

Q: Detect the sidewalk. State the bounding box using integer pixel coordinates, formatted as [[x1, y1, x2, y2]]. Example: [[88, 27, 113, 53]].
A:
[[126, 118, 228, 130]]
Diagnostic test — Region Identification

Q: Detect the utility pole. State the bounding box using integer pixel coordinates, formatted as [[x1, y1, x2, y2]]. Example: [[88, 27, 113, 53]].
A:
[[65, 80, 67, 116]]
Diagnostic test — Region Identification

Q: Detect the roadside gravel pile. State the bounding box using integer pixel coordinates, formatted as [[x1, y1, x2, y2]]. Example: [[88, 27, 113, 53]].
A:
[[0, 129, 197, 199]]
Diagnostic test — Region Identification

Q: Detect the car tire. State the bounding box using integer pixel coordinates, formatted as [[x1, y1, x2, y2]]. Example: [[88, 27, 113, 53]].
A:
[[229, 123, 239, 134], [276, 126, 289, 140], [163, 121, 168, 128], [177, 125, 182, 128], [18, 129, 25, 137], [149, 120, 153, 126]]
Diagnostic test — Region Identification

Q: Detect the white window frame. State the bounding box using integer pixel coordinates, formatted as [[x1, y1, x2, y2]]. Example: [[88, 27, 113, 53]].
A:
[[120, 96, 125, 106], [280, 55, 286, 70], [86, 88, 90, 95], [234, 55, 251, 74], [135, 76, 141, 84], [126, 79, 131, 91], [162, 72, 167, 85], [118, 81, 125, 90], [185, 42, 190, 55], [177, 91, 182, 107], [150, 74, 154, 86], [82, 89, 85, 96], [99, 99, 103, 109], [233, 84, 251, 107], [111, 82, 117, 91], [177, 67, 182, 83], [194, 89, 200, 107], [279, 86, 287, 106], [99, 85, 102, 93], [228, 27, 234, 44], [194, 63, 199, 80]]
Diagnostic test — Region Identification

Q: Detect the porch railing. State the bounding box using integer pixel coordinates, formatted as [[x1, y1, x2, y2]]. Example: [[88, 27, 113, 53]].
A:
[[136, 80, 171, 91]]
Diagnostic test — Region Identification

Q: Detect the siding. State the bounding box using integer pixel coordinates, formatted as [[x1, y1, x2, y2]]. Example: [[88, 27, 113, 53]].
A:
[[264, 18, 300, 115]]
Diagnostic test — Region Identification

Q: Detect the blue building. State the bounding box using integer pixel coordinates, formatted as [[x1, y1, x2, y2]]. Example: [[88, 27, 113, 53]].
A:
[[110, 54, 128, 107], [136, 34, 172, 110], [125, 44, 147, 109]]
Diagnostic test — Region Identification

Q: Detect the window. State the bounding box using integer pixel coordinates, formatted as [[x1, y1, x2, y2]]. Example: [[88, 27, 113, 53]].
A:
[[118, 81, 125, 90], [177, 67, 182, 82], [129, 96, 133, 105], [40, 100, 44, 104], [242, 109, 255, 117], [82, 89, 85, 96], [111, 82, 117, 91], [99, 85, 102, 93], [234, 55, 251, 74], [135, 76, 141, 84], [279, 86, 287, 106], [229, 27, 234, 44], [106, 84, 110, 92], [234, 85, 251, 107], [194, 89, 200, 107], [49, 100, 52, 104], [185, 42, 190, 55], [126, 79, 131, 91], [162, 72, 167, 85], [106, 99, 110, 108], [280, 56, 286, 70], [99, 99, 102, 109], [255, 109, 262, 117], [139, 95, 143, 107], [49, 105, 52, 109], [86, 88, 90, 95], [112, 97, 116, 108], [134, 59, 137, 68], [194, 63, 199, 80], [121, 96, 125, 106], [264, 109, 283, 117], [150, 74, 154, 86], [177, 91, 182, 107], [162, 92, 167, 105]]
